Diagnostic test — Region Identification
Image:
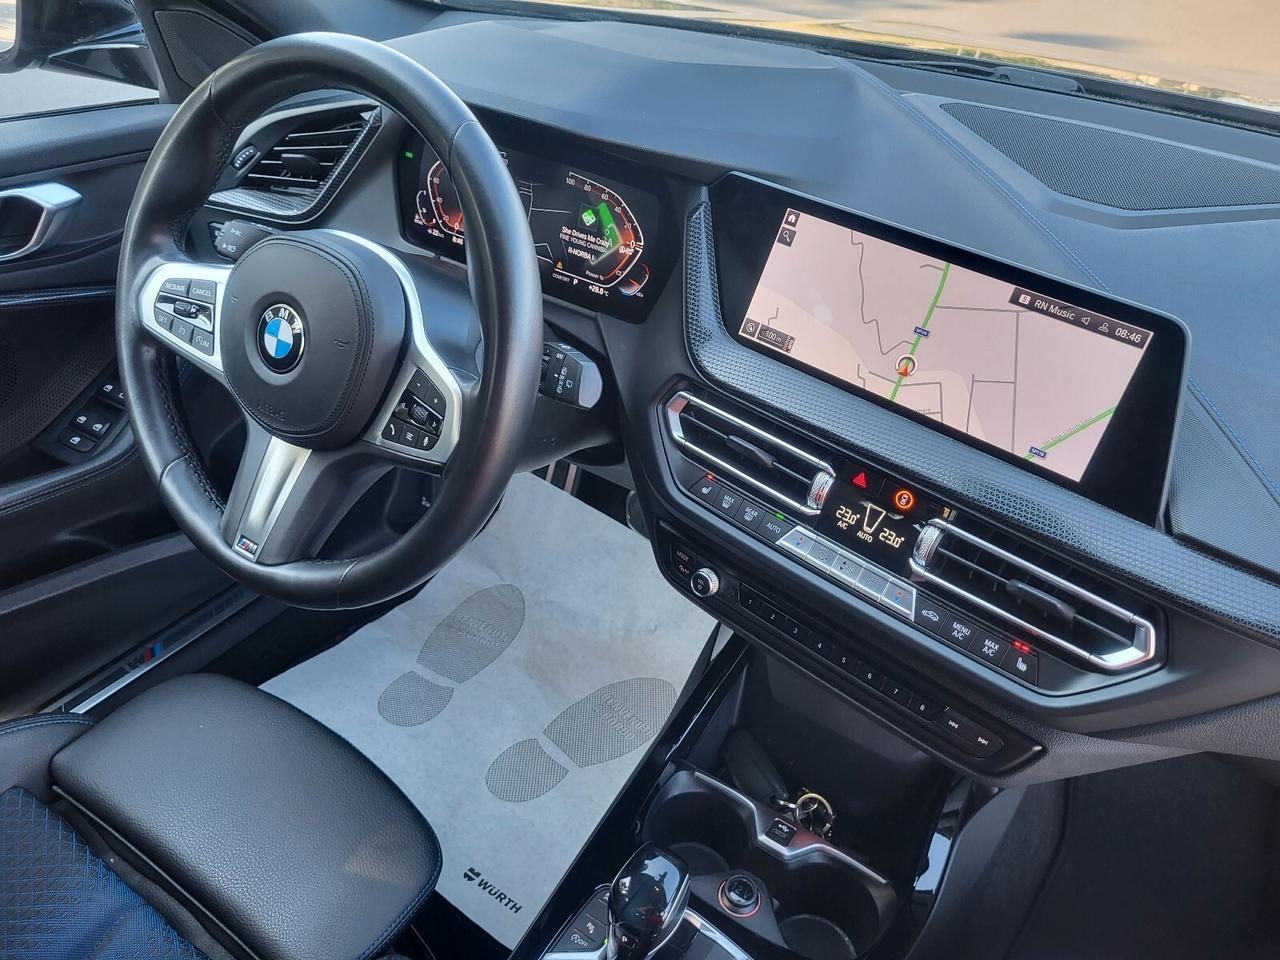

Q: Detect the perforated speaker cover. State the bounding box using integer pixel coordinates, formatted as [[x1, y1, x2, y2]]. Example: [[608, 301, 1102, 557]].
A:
[[942, 102, 1280, 211]]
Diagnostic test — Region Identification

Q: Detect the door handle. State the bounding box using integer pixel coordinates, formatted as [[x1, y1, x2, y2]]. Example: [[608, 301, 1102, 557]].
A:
[[0, 183, 82, 263]]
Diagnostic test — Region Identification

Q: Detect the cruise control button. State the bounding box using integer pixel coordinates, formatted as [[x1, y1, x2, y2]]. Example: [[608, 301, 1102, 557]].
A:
[[941, 613, 978, 648], [734, 499, 766, 532], [159, 278, 189, 298], [152, 307, 173, 331], [171, 318, 195, 344], [914, 598, 950, 636], [758, 515, 789, 542], [191, 329, 215, 356], [171, 299, 201, 319], [188, 279, 217, 303], [971, 631, 1010, 666], [1000, 648, 1040, 685]]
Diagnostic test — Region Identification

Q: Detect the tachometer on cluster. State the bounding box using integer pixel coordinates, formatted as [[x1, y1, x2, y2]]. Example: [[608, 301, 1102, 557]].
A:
[[399, 137, 663, 321], [413, 158, 464, 246]]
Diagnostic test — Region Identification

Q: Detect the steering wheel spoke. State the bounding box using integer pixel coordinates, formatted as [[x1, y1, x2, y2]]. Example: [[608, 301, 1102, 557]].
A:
[[219, 421, 391, 565], [138, 258, 232, 383]]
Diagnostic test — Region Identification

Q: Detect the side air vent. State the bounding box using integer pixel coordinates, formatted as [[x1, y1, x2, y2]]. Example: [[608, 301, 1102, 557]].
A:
[[911, 516, 1158, 671], [242, 109, 375, 194], [666, 392, 835, 517]]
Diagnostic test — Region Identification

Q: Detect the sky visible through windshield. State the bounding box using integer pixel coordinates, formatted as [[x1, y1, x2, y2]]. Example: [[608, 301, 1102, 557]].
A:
[[1, 0, 1276, 114], [530, 0, 1280, 113]]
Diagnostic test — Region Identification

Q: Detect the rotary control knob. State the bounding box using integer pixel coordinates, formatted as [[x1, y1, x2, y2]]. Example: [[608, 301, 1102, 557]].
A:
[[690, 567, 720, 598]]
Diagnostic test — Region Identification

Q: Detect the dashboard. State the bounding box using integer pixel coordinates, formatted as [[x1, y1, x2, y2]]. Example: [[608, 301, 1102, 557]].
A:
[[198, 14, 1280, 787]]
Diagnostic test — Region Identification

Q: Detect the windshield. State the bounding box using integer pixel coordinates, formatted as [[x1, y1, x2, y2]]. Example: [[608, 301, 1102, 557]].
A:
[[526, 0, 1279, 117]]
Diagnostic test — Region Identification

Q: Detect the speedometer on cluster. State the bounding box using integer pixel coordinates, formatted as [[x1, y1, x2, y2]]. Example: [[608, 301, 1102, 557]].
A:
[[537, 171, 644, 291], [401, 139, 663, 320]]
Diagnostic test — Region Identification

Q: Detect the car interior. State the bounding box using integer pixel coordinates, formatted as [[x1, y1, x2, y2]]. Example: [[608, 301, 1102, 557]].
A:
[[1, 1, 1279, 959]]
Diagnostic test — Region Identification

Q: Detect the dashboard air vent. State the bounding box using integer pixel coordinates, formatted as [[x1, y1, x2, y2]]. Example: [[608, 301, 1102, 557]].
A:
[[242, 109, 375, 194], [665, 392, 835, 517], [911, 516, 1158, 671]]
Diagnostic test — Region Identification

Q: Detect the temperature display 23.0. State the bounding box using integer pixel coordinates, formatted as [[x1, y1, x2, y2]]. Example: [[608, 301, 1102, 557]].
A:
[[402, 141, 660, 319], [816, 464, 947, 577]]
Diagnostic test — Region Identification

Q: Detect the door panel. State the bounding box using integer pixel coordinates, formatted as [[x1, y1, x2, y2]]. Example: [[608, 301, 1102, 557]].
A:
[[0, 100, 234, 704]]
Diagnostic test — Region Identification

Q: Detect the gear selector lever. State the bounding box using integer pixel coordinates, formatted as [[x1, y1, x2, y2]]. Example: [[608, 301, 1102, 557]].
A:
[[607, 844, 691, 960]]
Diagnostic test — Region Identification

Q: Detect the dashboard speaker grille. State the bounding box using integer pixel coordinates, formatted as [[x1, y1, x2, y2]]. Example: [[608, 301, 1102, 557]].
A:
[[153, 10, 252, 89], [942, 102, 1280, 210]]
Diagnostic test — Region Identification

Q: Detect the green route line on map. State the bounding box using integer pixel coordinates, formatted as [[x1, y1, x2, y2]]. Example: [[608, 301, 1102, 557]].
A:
[[1024, 405, 1116, 460], [889, 261, 951, 402]]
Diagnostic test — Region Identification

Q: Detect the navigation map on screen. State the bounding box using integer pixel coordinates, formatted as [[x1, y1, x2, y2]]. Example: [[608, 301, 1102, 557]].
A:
[[740, 209, 1154, 482]]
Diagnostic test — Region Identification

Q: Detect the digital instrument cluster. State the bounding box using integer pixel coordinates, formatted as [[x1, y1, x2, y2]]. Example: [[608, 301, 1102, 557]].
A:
[[398, 136, 666, 321]]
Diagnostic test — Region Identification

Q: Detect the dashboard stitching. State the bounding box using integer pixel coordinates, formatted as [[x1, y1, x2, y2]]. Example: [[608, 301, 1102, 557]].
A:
[[683, 200, 1280, 646], [1187, 377, 1280, 502]]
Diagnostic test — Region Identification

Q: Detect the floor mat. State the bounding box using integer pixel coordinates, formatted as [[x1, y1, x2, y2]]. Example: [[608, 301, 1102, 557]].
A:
[[263, 473, 715, 947]]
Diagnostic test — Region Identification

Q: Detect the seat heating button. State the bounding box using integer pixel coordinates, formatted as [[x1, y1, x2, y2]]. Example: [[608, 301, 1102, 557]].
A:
[[1000, 647, 1040, 685], [690, 476, 720, 507]]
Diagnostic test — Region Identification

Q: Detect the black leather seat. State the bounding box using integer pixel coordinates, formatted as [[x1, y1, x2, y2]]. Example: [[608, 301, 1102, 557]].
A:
[[0, 675, 441, 960]]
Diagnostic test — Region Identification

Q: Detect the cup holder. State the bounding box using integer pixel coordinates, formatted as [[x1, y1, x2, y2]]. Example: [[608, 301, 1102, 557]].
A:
[[641, 769, 894, 959]]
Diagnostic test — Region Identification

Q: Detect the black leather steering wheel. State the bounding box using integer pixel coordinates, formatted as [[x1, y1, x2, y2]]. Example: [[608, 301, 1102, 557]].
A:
[[116, 33, 543, 609]]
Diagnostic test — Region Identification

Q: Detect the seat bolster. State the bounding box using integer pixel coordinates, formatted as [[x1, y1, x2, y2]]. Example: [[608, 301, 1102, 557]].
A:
[[49, 674, 440, 960], [0, 714, 95, 802]]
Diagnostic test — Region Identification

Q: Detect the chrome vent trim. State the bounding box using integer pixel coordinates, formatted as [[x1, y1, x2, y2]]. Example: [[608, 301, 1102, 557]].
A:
[[910, 518, 1157, 671], [666, 391, 834, 517], [209, 104, 381, 224]]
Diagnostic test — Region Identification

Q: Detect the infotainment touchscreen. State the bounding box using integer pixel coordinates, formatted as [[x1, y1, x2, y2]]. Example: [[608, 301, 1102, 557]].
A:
[[711, 175, 1189, 523], [742, 210, 1151, 483]]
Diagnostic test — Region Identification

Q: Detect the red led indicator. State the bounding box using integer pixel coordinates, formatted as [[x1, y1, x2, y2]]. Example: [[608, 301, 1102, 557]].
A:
[[1012, 640, 1033, 655], [851, 471, 869, 489]]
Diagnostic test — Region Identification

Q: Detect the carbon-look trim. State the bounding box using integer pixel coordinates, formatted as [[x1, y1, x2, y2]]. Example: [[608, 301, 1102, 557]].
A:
[[683, 200, 1280, 647]]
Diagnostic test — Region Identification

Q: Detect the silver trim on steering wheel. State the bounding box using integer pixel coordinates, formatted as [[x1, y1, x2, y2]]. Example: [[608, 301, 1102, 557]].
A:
[[328, 230, 465, 467]]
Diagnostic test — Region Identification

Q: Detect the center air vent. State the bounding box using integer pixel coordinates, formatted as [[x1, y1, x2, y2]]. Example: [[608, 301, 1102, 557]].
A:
[[243, 109, 375, 194], [665, 392, 834, 517], [911, 516, 1158, 671]]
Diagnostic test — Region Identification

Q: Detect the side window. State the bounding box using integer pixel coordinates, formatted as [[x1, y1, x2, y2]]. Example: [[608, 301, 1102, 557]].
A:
[[0, 0, 159, 121]]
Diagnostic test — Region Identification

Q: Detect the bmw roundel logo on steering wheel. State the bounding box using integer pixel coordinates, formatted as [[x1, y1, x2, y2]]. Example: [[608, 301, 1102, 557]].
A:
[[257, 304, 305, 373]]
